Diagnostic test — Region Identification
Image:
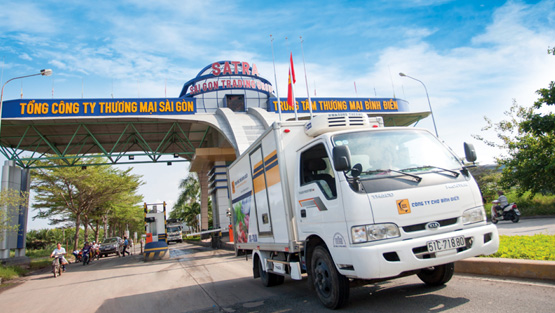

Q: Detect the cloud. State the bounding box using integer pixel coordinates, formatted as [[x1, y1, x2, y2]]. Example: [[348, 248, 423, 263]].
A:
[[0, 2, 56, 34], [19, 53, 32, 61]]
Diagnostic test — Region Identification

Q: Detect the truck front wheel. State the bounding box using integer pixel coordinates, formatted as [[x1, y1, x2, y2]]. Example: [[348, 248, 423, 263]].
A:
[[417, 263, 455, 286], [311, 246, 350, 309]]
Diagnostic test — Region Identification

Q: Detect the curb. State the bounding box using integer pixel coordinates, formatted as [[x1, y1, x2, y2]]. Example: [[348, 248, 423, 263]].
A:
[[455, 257, 555, 281], [186, 240, 555, 282]]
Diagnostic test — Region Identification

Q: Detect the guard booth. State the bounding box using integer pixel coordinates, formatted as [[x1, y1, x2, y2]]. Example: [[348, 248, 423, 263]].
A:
[[143, 202, 169, 261]]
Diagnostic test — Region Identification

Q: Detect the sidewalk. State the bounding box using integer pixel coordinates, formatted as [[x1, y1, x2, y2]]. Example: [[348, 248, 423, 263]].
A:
[[186, 239, 555, 282]]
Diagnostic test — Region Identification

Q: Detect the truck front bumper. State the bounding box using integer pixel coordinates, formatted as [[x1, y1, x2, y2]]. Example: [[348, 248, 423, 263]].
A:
[[342, 223, 499, 279]]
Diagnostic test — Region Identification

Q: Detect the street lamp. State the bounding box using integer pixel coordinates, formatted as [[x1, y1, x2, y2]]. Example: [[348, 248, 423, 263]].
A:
[[399, 72, 439, 137], [0, 69, 53, 136]]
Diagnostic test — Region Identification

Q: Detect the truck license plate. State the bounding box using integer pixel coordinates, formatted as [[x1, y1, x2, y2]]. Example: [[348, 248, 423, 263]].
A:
[[426, 236, 466, 253]]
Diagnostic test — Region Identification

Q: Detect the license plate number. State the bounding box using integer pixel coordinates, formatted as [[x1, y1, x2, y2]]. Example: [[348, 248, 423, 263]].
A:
[[427, 236, 466, 253]]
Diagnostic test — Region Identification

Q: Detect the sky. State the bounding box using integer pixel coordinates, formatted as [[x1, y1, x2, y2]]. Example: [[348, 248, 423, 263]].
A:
[[1, 0, 554, 230]]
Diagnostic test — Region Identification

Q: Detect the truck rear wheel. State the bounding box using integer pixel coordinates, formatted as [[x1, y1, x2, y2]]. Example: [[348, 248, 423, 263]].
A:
[[311, 246, 349, 309], [417, 263, 455, 286], [258, 258, 284, 287]]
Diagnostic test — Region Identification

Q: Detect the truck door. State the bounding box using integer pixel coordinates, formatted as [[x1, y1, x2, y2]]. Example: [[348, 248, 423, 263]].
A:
[[296, 142, 346, 243], [249, 145, 273, 235]]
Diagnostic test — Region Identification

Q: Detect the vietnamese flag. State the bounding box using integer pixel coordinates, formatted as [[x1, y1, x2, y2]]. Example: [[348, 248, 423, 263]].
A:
[[287, 53, 296, 107]]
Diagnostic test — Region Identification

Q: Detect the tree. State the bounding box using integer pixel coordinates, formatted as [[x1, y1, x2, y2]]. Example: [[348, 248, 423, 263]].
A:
[[32, 158, 143, 250], [0, 189, 30, 241], [468, 166, 501, 202], [474, 82, 555, 196], [171, 173, 211, 232], [170, 202, 201, 233]]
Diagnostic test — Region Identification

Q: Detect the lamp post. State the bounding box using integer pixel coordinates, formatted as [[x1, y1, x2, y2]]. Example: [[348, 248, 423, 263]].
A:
[[399, 72, 439, 137], [0, 69, 53, 136]]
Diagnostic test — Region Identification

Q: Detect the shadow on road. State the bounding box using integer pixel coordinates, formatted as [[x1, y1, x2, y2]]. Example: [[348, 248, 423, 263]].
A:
[[94, 273, 470, 313]]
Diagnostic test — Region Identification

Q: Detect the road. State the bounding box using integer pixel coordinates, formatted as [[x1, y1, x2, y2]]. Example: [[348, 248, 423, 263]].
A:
[[1, 241, 554, 313], [495, 217, 555, 236]]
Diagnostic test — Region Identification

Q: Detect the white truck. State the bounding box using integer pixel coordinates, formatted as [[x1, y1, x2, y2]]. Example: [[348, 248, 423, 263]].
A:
[[227, 113, 499, 309], [166, 219, 183, 244]]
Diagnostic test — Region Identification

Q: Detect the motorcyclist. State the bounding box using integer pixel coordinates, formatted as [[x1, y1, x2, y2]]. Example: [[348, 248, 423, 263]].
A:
[[492, 190, 509, 218], [82, 242, 92, 265], [90, 241, 99, 260], [50, 242, 68, 272]]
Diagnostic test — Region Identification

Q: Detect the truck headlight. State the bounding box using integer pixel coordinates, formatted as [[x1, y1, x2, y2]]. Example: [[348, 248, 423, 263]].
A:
[[351, 223, 400, 244], [462, 207, 486, 225]]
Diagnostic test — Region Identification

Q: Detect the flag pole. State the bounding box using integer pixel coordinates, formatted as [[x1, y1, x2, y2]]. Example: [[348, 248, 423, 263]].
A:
[[300, 36, 313, 119], [270, 35, 282, 121], [291, 58, 298, 121], [286, 37, 298, 121]]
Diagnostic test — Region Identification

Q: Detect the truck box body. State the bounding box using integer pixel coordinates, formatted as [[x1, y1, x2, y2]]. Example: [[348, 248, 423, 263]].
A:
[[229, 120, 305, 252], [228, 113, 498, 307]]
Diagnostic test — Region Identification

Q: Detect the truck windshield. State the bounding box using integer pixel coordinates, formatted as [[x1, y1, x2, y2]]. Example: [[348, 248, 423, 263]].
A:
[[332, 129, 462, 179], [167, 226, 180, 232]]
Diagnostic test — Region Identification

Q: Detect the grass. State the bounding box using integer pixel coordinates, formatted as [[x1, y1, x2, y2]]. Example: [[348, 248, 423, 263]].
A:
[[29, 258, 52, 270], [484, 234, 555, 261], [0, 265, 27, 281], [1, 251, 54, 282]]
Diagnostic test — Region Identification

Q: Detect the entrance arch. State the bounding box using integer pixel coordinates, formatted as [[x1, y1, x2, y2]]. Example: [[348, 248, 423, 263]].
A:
[[0, 60, 430, 259]]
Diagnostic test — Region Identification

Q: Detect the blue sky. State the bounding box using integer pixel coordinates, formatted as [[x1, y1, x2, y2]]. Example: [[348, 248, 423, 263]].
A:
[[1, 0, 554, 229]]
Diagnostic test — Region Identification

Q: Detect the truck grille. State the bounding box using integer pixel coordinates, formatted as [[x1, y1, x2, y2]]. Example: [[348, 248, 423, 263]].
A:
[[402, 217, 458, 233]]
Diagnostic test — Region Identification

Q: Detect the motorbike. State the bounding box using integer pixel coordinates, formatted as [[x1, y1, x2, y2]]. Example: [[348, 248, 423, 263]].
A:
[[491, 200, 521, 224], [91, 247, 100, 261], [73, 250, 82, 263], [82, 248, 91, 266], [52, 256, 63, 278]]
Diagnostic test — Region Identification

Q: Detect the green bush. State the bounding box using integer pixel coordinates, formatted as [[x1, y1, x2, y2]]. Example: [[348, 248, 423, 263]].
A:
[[485, 235, 555, 261], [26, 248, 51, 259]]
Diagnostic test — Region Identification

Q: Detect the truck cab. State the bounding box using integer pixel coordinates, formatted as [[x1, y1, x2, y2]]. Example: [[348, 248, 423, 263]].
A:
[[166, 219, 183, 244]]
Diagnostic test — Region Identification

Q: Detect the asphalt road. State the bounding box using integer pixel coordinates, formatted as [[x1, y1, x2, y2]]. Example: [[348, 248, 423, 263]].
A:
[[495, 217, 555, 236], [1, 242, 554, 313]]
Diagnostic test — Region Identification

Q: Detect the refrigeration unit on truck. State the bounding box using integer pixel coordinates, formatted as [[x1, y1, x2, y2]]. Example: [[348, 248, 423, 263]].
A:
[[227, 113, 499, 309]]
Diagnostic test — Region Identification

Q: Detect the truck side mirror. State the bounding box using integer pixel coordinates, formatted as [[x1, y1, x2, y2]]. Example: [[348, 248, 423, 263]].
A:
[[333, 145, 352, 171], [464, 142, 477, 163]]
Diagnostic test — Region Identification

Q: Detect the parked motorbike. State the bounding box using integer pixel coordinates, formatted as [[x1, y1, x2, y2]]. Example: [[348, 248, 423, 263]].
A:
[[52, 256, 63, 278], [492, 200, 521, 224]]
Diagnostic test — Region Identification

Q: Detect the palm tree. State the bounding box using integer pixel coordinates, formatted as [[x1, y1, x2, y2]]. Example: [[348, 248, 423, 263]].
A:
[[171, 173, 211, 232]]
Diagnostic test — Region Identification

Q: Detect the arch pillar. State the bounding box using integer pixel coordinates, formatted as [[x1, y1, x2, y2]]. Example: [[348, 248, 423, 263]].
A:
[[0, 161, 31, 260]]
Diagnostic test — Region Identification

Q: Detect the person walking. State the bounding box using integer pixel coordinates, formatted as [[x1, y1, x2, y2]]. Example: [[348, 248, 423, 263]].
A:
[[122, 236, 130, 257]]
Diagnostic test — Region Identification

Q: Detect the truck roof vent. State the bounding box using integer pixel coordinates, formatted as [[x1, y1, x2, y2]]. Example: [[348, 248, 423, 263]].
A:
[[304, 113, 384, 137]]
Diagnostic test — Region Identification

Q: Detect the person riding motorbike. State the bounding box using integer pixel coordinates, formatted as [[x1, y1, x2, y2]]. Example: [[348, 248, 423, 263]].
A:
[[50, 242, 68, 272], [492, 190, 509, 219], [81, 242, 92, 265]]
